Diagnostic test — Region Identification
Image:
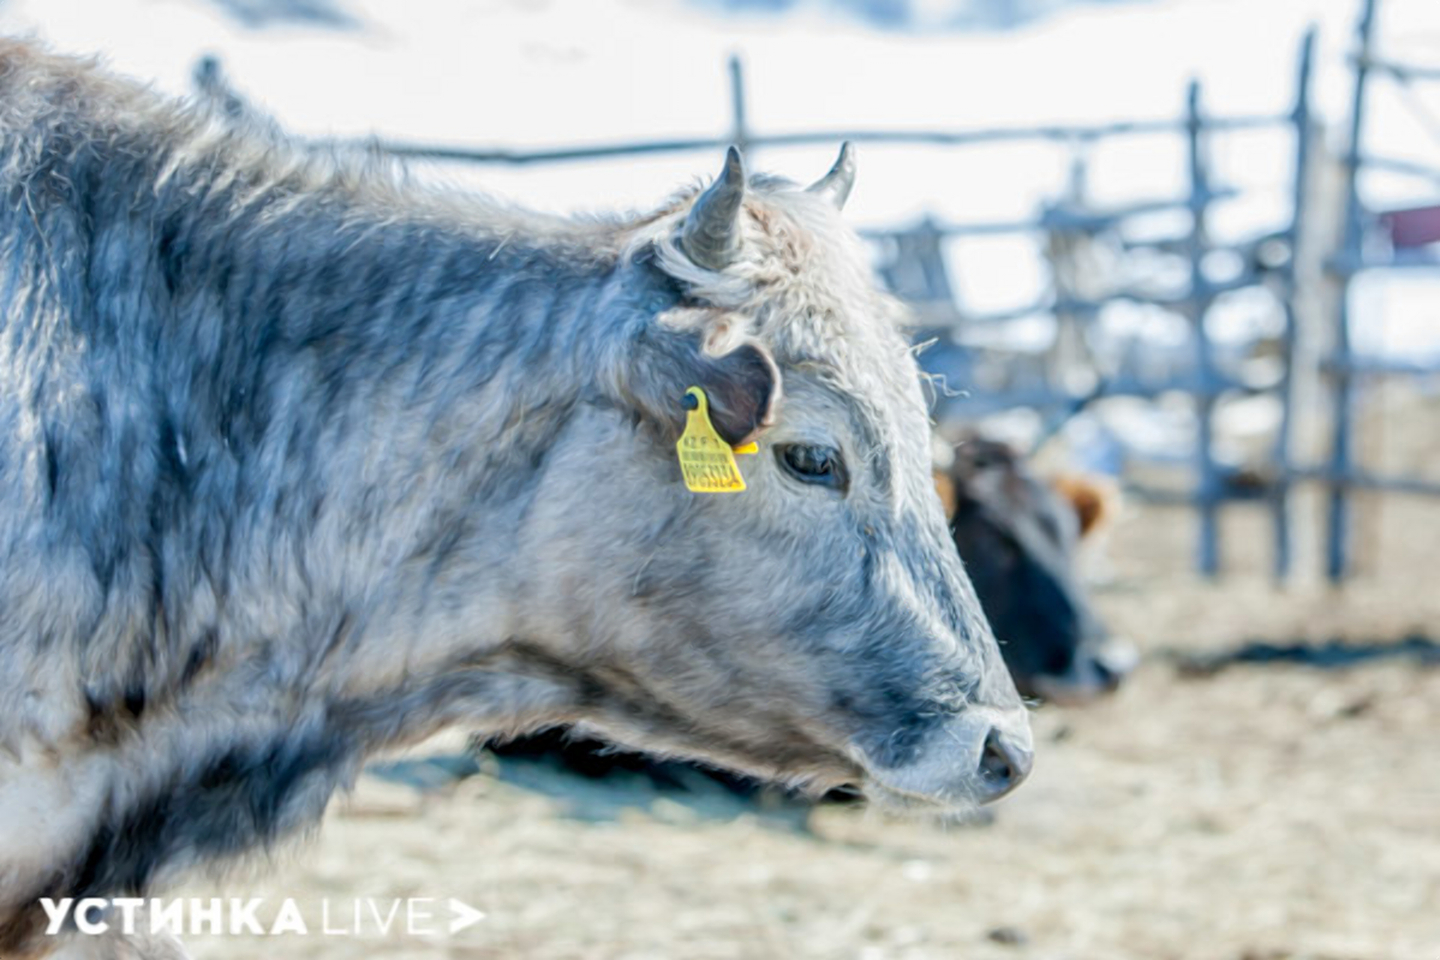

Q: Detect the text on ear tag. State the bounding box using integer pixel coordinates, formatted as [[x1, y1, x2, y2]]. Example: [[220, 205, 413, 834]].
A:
[[677, 386, 748, 493]]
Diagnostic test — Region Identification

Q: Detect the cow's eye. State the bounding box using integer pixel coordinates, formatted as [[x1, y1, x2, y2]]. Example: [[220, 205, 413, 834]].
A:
[[777, 444, 848, 492]]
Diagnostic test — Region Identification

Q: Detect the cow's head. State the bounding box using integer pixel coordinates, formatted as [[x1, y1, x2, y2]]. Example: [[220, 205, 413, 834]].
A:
[[514, 147, 1031, 811], [938, 436, 1136, 704]]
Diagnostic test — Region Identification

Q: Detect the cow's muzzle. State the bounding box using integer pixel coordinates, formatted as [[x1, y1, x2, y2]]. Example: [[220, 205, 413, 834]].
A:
[[976, 715, 1034, 801], [857, 705, 1033, 809]]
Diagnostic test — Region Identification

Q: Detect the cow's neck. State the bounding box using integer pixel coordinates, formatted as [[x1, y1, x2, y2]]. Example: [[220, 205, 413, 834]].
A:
[[144, 170, 628, 624], [135, 171, 651, 698], [1, 172, 640, 927]]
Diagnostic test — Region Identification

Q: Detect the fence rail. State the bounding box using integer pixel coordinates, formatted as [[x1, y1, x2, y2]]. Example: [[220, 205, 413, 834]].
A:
[[345, 114, 1288, 168]]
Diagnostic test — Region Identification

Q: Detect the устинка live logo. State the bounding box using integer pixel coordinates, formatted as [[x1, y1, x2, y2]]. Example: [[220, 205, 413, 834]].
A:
[[39, 896, 487, 938]]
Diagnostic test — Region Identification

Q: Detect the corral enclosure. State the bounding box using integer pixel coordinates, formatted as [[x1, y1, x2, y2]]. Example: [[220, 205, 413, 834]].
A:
[[3, 0, 1438, 957]]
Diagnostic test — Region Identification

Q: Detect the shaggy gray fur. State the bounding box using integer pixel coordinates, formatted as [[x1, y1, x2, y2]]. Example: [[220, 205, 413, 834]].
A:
[[0, 40, 1028, 958]]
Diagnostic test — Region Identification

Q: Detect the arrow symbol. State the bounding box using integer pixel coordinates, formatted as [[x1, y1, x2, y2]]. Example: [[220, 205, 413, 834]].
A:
[[448, 899, 486, 935]]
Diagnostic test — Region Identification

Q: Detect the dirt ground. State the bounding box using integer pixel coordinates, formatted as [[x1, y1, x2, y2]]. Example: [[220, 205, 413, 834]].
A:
[[179, 390, 1440, 960]]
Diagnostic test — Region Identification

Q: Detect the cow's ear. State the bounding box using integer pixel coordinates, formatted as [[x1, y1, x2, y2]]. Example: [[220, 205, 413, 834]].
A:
[[934, 469, 959, 523], [691, 341, 780, 446], [1050, 474, 1114, 538], [618, 325, 781, 447]]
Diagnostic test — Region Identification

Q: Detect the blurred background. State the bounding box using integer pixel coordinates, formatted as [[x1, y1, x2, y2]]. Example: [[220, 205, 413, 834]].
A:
[[8, 0, 1438, 957]]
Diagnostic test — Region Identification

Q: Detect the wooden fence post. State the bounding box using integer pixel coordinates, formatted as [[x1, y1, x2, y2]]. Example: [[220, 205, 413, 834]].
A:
[[728, 55, 750, 153], [1327, 0, 1379, 581], [1272, 27, 1317, 580], [1185, 80, 1222, 577]]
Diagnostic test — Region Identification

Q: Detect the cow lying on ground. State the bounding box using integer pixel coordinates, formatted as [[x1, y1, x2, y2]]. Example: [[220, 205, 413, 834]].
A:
[[936, 435, 1135, 704], [0, 42, 1031, 958]]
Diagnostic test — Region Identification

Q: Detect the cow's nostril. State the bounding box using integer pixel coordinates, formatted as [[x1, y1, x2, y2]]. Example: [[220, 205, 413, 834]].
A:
[[977, 727, 1033, 802]]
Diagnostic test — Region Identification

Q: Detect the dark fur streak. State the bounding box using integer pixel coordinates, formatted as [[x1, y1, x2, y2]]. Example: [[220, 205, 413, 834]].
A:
[[41, 426, 59, 501], [55, 729, 351, 911]]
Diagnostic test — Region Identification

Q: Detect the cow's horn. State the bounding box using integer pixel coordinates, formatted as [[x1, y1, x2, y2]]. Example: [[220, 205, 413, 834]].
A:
[[681, 146, 746, 271], [807, 142, 856, 210]]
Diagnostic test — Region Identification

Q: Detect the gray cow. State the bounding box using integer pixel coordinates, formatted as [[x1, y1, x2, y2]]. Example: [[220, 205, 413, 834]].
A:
[[0, 41, 1031, 958]]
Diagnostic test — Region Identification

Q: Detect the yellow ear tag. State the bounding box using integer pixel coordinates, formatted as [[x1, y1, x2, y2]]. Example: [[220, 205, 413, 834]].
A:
[[677, 387, 756, 493]]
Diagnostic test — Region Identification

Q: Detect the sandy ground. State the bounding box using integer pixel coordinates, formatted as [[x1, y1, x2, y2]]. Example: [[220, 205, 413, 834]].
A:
[[176, 390, 1440, 960]]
